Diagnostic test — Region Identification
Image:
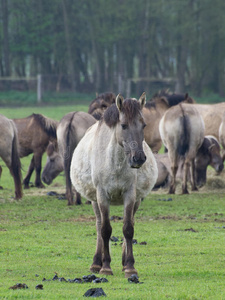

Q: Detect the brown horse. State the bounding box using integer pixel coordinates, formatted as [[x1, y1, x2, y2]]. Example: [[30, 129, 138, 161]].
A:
[[42, 111, 96, 205], [143, 92, 196, 152], [70, 93, 158, 277], [0, 114, 22, 199], [159, 103, 205, 194], [88, 90, 195, 152], [13, 114, 58, 189], [154, 135, 223, 189], [88, 92, 116, 120]]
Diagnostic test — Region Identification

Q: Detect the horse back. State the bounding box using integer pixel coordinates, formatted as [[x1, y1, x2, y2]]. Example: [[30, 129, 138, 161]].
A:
[[160, 104, 205, 158]]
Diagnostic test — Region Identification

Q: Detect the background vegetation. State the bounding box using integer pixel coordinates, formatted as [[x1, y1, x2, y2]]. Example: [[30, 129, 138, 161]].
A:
[[1, 0, 225, 104]]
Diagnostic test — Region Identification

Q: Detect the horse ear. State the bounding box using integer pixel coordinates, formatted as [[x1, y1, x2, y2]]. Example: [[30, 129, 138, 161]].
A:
[[139, 92, 146, 108], [116, 94, 124, 111]]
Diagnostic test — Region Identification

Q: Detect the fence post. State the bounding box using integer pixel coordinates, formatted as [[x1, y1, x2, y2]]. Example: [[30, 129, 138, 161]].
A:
[[37, 74, 42, 104]]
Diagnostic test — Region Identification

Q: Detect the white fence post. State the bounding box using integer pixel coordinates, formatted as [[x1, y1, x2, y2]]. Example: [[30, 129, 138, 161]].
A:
[[37, 74, 42, 104]]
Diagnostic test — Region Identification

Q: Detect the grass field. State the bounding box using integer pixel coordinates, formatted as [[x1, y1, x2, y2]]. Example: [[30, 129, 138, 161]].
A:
[[0, 105, 225, 299]]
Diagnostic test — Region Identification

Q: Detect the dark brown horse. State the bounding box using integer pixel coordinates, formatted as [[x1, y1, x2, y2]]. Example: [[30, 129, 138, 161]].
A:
[[42, 111, 96, 205], [0, 114, 22, 199], [13, 114, 58, 189]]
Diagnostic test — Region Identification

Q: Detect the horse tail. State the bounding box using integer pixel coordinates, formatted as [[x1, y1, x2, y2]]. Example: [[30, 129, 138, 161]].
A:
[[64, 112, 81, 204], [177, 104, 190, 157], [10, 120, 23, 199]]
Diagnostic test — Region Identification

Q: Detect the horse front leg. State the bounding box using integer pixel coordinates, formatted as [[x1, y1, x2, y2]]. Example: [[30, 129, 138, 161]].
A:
[[96, 190, 113, 275], [33, 152, 45, 188], [90, 201, 103, 273], [122, 195, 138, 278], [122, 199, 140, 277], [23, 156, 35, 189]]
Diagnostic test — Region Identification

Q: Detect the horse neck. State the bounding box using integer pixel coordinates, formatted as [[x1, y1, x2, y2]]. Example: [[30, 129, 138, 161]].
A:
[[101, 124, 127, 166]]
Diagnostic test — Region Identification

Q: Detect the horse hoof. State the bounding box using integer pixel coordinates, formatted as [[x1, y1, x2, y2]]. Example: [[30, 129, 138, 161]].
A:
[[90, 264, 101, 273], [124, 269, 138, 278], [99, 268, 113, 275]]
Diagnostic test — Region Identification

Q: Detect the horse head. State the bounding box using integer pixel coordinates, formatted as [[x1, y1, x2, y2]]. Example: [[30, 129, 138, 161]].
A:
[[42, 141, 64, 185], [115, 93, 147, 168]]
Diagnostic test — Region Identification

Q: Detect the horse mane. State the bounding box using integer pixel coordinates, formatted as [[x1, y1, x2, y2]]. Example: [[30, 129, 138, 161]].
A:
[[103, 99, 142, 128], [32, 113, 58, 138], [88, 92, 116, 115], [145, 90, 195, 110]]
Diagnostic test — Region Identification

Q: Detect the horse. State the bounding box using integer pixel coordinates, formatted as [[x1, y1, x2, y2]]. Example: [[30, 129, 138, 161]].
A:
[[13, 114, 58, 189], [159, 103, 205, 194], [143, 92, 196, 152], [219, 112, 225, 160], [88, 92, 116, 120], [192, 102, 225, 140], [70, 93, 158, 277], [154, 135, 223, 189], [0, 114, 22, 199], [42, 111, 96, 205], [88, 90, 195, 152]]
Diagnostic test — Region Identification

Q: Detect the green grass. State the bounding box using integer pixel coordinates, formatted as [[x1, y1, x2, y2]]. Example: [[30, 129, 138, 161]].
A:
[[1, 186, 225, 299], [0, 105, 225, 299], [0, 91, 95, 107]]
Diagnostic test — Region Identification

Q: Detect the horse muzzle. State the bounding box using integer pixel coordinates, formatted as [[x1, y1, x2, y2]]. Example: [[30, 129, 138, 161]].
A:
[[130, 152, 146, 168]]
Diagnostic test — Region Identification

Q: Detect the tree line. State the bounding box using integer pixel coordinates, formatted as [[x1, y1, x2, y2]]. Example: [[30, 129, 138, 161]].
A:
[[0, 0, 225, 97]]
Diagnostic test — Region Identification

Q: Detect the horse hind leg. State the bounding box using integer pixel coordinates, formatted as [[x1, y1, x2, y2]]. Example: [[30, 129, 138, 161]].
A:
[[169, 164, 178, 194], [190, 159, 198, 191], [182, 160, 190, 194], [0, 166, 3, 189]]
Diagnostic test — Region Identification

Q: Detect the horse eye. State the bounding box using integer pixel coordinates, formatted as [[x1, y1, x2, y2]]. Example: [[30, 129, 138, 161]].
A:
[[143, 123, 146, 129], [121, 124, 128, 130]]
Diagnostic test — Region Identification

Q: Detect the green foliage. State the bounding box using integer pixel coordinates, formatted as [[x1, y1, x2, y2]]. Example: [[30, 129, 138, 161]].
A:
[[1, 0, 225, 96], [0, 91, 95, 107]]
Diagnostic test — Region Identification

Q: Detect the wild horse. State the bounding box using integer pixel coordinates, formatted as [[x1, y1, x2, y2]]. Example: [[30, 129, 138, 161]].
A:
[[70, 93, 158, 277]]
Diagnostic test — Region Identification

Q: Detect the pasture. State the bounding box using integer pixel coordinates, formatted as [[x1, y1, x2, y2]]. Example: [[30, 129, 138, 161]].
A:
[[0, 105, 225, 299]]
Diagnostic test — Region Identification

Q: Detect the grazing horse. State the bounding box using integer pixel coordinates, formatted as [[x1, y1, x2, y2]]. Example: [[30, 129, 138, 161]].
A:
[[0, 114, 22, 199], [42, 111, 96, 205], [159, 103, 205, 194], [154, 135, 223, 189], [70, 93, 158, 277], [13, 114, 58, 189]]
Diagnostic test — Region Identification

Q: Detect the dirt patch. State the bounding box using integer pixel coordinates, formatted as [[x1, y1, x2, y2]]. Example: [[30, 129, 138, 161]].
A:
[[68, 216, 96, 223]]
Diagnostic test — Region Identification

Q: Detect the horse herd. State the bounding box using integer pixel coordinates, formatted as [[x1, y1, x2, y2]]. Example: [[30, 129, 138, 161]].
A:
[[1, 90, 225, 277]]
